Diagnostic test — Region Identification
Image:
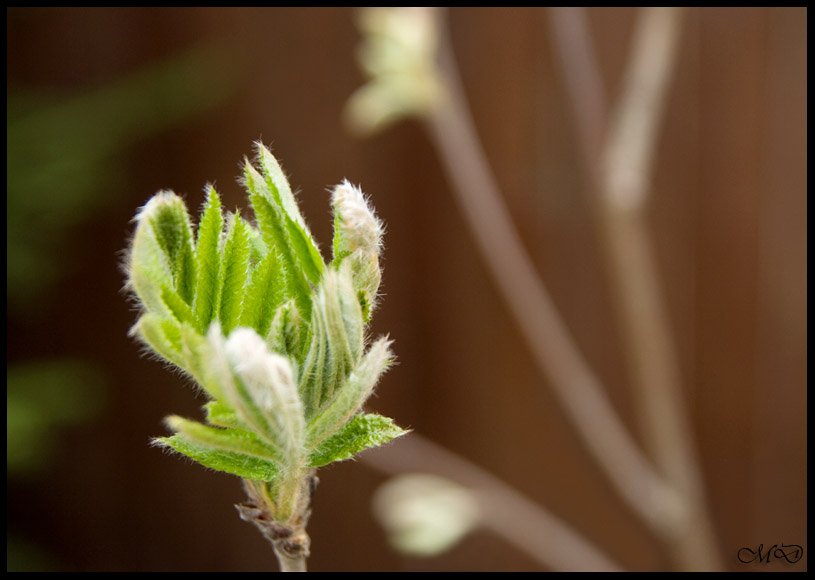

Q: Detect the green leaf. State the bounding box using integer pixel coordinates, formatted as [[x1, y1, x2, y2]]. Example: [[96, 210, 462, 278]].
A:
[[239, 249, 283, 338], [161, 284, 196, 326], [193, 186, 224, 333], [131, 313, 185, 369], [309, 413, 407, 468], [306, 336, 394, 446], [256, 144, 326, 284], [332, 210, 350, 263], [299, 266, 364, 416], [299, 301, 327, 417], [246, 223, 267, 268], [218, 214, 251, 334], [159, 316, 183, 352], [150, 192, 197, 305], [255, 142, 308, 234], [285, 216, 325, 285], [155, 433, 280, 481], [166, 415, 282, 463], [246, 165, 313, 318], [203, 400, 248, 430], [176, 323, 222, 400], [128, 200, 174, 317], [268, 300, 308, 363]]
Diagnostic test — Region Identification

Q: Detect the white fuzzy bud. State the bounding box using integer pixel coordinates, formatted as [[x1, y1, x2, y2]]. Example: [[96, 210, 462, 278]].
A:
[[332, 180, 384, 256], [331, 180, 385, 316], [206, 325, 305, 460]]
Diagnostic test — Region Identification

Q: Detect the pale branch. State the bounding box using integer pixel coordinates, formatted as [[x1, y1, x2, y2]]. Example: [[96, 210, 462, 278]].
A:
[[424, 8, 684, 539], [549, 7, 722, 570], [363, 433, 622, 572]]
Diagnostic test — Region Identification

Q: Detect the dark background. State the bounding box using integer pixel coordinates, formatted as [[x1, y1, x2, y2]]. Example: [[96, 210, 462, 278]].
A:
[[7, 7, 806, 571]]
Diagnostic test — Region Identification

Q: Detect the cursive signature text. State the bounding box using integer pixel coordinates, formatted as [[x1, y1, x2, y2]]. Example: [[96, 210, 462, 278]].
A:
[[737, 543, 803, 565]]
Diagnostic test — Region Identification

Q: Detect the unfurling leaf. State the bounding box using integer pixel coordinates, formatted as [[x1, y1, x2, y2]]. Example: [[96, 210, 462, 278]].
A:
[[299, 265, 365, 416], [145, 191, 197, 305], [222, 327, 306, 462], [125, 143, 404, 541], [306, 336, 395, 447]]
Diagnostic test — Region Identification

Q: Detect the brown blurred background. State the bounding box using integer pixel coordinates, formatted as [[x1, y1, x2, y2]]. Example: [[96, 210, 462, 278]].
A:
[[6, 7, 806, 572]]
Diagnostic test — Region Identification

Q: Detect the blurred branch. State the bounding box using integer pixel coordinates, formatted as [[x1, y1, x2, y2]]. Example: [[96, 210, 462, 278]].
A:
[[423, 8, 682, 540], [364, 433, 622, 571], [549, 7, 722, 570], [547, 7, 608, 172]]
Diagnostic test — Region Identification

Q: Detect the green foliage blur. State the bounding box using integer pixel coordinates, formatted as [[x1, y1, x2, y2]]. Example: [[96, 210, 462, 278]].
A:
[[7, 42, 240, 572]]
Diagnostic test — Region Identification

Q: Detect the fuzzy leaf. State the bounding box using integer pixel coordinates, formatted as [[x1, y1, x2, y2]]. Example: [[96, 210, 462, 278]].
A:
[[128, 200, 174, 317], [165, 415, 282, 463], [299, 298, 328, 417], [146, 191, 197, 305], [203, 400, 248, 430], [193, 186, 224, 333], [131, 313, 185, 369], [285, 216, 325, 285], [246, 223, 268, 268], [177, 324, 222, 399], [256, 145, 325, 284], [239, 250, 284, 338], [222, 328, 306, 461], [309, 413, 407, 468], [156, 434, 279, 481], [255, 144, 305, 227], [246, 168, 312, 318], [300, 266, 364, 416], [161, 284, 196, 325], [306, 336, 394, 446], [218, 214, 251, 334], [268, 300, 308, 364], [204, 325, 279, 444]]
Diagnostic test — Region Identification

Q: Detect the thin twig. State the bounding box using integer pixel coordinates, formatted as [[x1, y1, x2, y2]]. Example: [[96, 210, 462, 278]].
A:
[[548, 7, 608, 174], [363, 433, 622, 571], [423, 9, 684, 540], [549, 7, 722, 570]]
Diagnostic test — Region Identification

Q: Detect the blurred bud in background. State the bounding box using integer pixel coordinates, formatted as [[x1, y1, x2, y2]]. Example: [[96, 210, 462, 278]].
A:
[[344, 7, 444, 136], [373, 474, 481, 557]]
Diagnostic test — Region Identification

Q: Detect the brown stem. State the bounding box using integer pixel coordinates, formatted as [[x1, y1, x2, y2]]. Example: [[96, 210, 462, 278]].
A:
[[236, 475, 317, 572]]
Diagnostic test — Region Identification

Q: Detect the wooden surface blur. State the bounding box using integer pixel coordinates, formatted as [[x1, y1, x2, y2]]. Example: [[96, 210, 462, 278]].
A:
[[7, 7, 806, 571]]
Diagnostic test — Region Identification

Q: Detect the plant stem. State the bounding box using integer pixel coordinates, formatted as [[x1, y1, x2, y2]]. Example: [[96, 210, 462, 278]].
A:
[[549, 7, 722, 570], [236, 476, 315, 572], [425, 8, 682, 538], [364, 433, 622, 571], [273, 544, 308, 573]]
